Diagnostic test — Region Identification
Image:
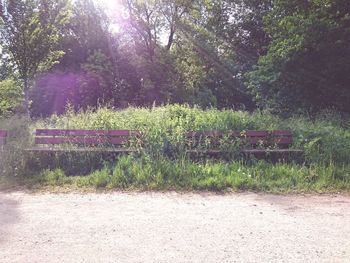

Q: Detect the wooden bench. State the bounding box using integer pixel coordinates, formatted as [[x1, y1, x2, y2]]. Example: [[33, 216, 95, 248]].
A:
[[0, 130, 8, 150], [186, 130, 303, 156], [28, 129, 142, 153]]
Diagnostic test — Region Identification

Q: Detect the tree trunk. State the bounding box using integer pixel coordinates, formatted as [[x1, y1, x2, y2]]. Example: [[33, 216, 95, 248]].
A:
[[166, 26, 175, 51], [23, 78, 30, 118]]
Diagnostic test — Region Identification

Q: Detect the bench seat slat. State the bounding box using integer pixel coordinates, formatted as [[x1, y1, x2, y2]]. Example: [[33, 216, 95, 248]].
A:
[[185, 129, 300, 155], [186, 149, 303, 154], [187, 130, 271, 137], [27, 147, 137, 153], [274, 137, 293, 144], [0, 130, 8, 137], [36, 129, 107, 136], [36, 129, 139, 136], [186, 130, 292, 138], [186, 136, 293, 145], [243, 130, 269, 137], [35, 136, 129, 145], [271, 130, 292, 136], [243, 149, 304, 153], [242, 137, 293, 145], [0, 137, 6, 145]]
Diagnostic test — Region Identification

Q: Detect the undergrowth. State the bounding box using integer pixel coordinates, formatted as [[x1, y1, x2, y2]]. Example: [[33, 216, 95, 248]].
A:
[[19, 156, 350, 193], [1, 105, 350, 192], [35, 105, 350, 164]]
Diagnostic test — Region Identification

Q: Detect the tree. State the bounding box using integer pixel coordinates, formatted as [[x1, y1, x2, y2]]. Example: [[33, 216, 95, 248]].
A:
[[246, 0, 350, 113], [0, 0, 71, 115], [0, 78, 22, 116]]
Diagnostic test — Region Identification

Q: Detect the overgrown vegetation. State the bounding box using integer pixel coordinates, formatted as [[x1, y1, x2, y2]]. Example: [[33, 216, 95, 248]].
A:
[[1, 0, 350, 116], [1, 105, 349, 192], [35, 105, 350, 164], [1, 1, 350, 192], [8, 157, 346, 193]]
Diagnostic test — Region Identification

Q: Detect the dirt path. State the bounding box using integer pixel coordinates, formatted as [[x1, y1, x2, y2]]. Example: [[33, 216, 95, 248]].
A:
[[0, 191, 350, 263]]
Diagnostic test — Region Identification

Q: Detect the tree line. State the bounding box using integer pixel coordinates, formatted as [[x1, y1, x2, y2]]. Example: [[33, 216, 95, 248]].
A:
[[1, 0, 349, 117]]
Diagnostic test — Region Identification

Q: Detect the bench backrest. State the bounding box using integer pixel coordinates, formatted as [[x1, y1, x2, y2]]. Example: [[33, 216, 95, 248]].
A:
[[0, 130, 8, 146], [186, 130, 293, 148], [35, 129, 141, 147]]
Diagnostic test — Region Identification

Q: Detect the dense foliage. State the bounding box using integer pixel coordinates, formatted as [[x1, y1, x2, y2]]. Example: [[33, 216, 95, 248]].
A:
[[1, 0, 349, 116], [246, 0, 350, 113]]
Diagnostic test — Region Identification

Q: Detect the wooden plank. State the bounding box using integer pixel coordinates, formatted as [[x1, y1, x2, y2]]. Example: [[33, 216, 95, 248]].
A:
[[186, 149, 227, 154], [271, 130, 292, 136], [36, 129, 140, 137], [186, 131, 222, 137], [0, 130, 8, 137], [187, 148, 303, 154], [36, 129, 108, 136], [244, 138, 267, 145], [26, 147, 137, 153], [243, 130, 269, 137], [187, 131, 250, 138], [35, 136, 129, 145], [187, 130, 293, 137], [110, 137, 130, 145], [243, 149, 303, 153], [187, 136, 292, 146], [35, 137, 104, 145], [108, 130, 141, 136], [274, 137, 293, 145], [187, 130, 274, 138]]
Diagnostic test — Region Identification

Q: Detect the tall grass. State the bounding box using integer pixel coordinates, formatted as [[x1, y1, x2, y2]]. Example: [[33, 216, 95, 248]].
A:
[[34, 105, 350, 164], [0, 115, 31, 178], [36, 156, 350, 192], [1, 105, 349, 192]]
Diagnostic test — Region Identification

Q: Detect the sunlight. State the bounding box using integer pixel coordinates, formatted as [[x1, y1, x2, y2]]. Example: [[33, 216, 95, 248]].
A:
[[94, 0, 129, 33], [95, 0, 122, 11]]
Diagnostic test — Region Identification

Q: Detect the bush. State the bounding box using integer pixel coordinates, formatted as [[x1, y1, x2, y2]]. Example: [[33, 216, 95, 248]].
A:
[[40, 169, 71, 186]]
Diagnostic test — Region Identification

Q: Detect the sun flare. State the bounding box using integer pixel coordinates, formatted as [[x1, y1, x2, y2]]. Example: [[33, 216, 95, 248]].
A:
[[94, 0, 128, 33], [95, 0, 122, 11]]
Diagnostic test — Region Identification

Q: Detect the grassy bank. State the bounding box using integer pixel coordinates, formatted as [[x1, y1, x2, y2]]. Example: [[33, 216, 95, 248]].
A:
[[1, 105, 350, 192], [3, 157, 349, 193]]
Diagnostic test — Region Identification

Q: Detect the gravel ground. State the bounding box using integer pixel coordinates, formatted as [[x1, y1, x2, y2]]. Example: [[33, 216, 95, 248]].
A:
[[0, 191, 350, 263]]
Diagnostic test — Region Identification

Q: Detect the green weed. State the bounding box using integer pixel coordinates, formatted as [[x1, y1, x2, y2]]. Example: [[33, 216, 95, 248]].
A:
[[25, 157, 350, 192]]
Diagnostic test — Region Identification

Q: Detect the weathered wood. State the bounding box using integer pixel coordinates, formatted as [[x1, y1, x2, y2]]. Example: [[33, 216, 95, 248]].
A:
[[271, 130, 292, 136], [27, 147, 137, 153], [187, 130, 292, 138], [36, 129, 139, 137], [0, 130, 8, 137], [187, 130, 293, 144], [31, 129, 140, 153], [186, 129, 301, 155], [186, 148, 303, 155], [0, 130, 7, 147], [0, 137, 6, 145], [35, 136, 129, 145], [242, 149, 303, 154], [243, 130, 269, 137]]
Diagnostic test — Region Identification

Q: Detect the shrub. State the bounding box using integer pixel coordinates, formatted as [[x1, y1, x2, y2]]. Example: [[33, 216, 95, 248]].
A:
[[40, 169, 70, 186]]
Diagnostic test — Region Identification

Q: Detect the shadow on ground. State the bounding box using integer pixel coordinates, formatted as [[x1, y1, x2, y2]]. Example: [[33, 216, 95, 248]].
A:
[[0, 192, 20, 244]]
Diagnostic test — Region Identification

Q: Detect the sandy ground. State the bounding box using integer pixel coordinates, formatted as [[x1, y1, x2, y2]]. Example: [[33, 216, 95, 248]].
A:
[[0, 191, 350, 263]]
